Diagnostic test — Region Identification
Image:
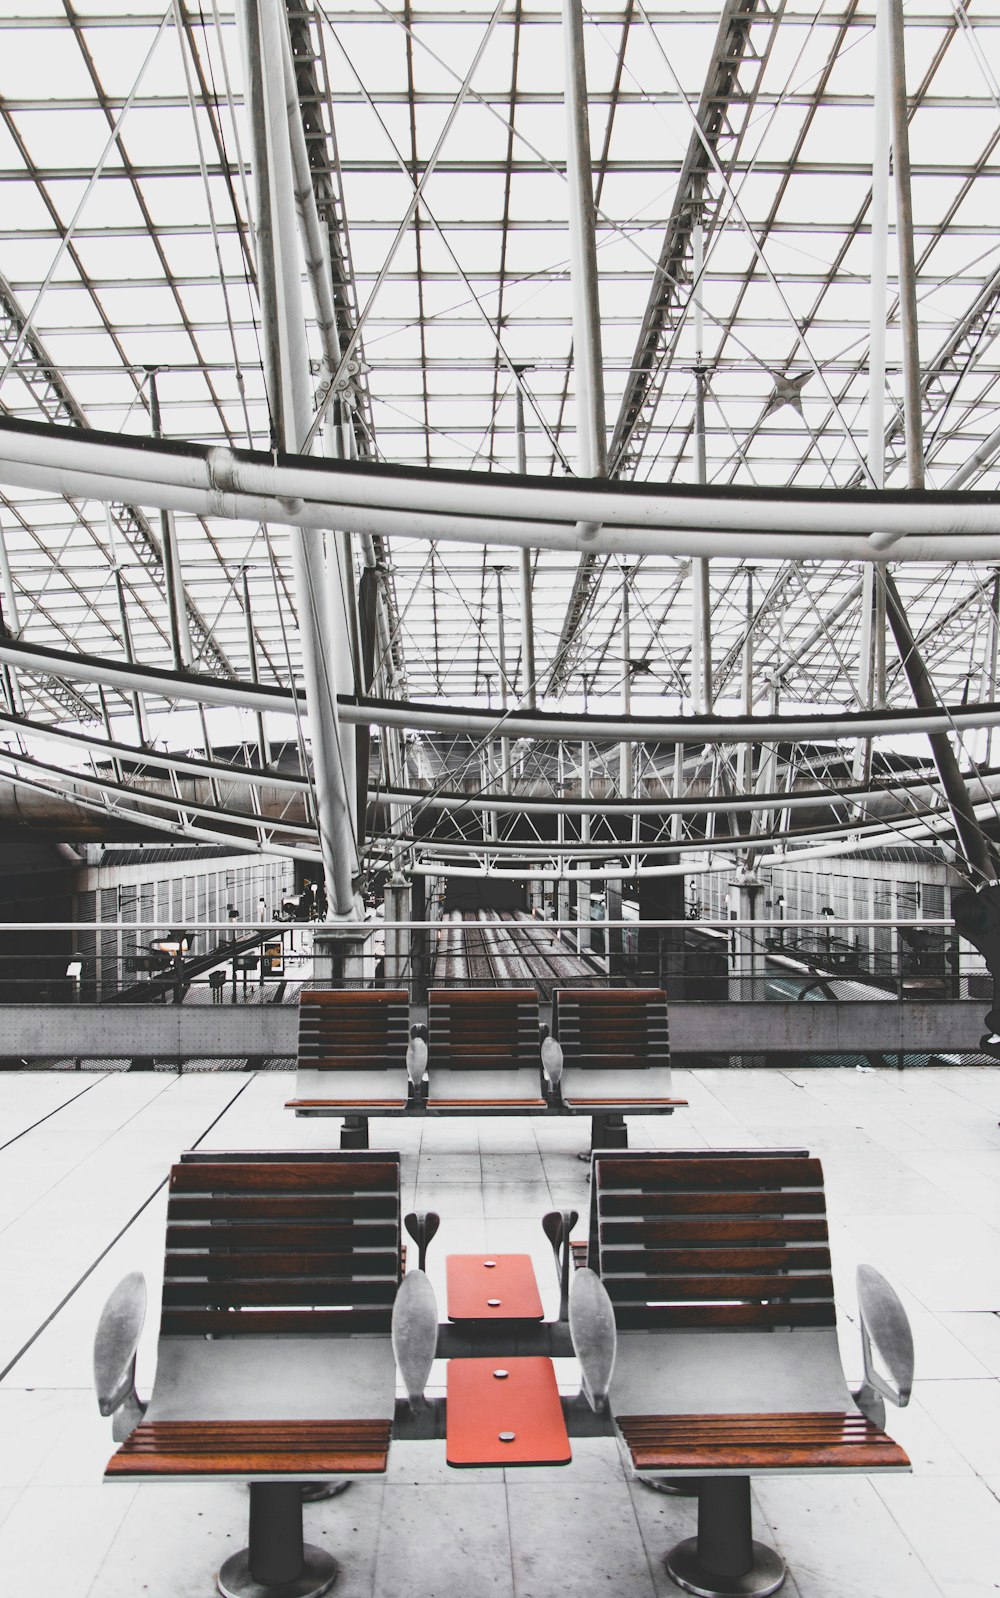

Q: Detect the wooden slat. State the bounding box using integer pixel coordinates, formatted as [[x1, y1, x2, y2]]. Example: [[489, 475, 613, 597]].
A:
[[600, 1219, 830, 1247], [602, 1245, 832, 1273], [595, 1157, 824, 1189], [167, 1195, 399, 1222], [169, 1162, 398, 1194], [164, 1250, 401, 1279], [107, 1418, 392, 1478], [165, 1223, 399, 1251], [616, 1411, 910, 1473], [599, 1190, 827, 1217], [160, 1307, 393, 1335], [612, 1302, 837, 1330], [604, 1272, 834, 1302], [162, 1278, 398, 1307], [426, 1097, 547, 1108]]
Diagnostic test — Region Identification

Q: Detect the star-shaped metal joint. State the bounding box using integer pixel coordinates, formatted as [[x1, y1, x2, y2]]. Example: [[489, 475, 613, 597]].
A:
[[762, 369, 811, 419]]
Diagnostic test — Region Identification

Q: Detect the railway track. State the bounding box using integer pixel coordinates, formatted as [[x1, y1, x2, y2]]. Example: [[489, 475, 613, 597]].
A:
[[431, 907, 602, 992]]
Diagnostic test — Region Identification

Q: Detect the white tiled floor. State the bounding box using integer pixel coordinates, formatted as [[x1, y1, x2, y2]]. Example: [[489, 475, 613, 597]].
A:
[[1, 1065, 999, 1597]]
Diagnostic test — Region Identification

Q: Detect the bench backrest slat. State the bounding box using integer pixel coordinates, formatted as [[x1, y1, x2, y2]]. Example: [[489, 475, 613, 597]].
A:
[[162, 1154, 401, 1336], [553, 988, 669, 1068], [591, 1151, 834, 1331], [296, 990, 410, 1070], [428, 988, 540, 1068]]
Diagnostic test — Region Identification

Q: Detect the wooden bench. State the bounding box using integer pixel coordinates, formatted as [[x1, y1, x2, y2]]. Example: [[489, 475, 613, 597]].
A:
[[287, 987, 684, 1147], [569, 1149, 914, 1598], [94, 1150, 404, 1598], [548, 987, 679, 1148], [286, 988, 413, 1146], [425, 988, 547, 1110]]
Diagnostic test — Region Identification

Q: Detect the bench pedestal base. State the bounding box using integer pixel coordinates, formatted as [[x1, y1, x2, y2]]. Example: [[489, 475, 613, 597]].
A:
[[218, 1483, 338, 1598], [665, 1478, 785, 1598], [340, 1115, 369, 1150]]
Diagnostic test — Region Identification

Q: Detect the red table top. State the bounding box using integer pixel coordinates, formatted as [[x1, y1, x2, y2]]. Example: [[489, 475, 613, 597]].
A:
[[445, 1253, 544, 1322], [446, 1357, 571, 1467]]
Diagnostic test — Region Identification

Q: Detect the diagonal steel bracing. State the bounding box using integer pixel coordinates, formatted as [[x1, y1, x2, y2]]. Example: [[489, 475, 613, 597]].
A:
[[548, 0, 785, 695], [0, 270, 235, 687]]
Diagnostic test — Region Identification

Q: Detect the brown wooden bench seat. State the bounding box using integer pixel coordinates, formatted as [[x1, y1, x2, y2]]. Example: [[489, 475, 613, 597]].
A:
[[287, 988, 412, 1119], [567, 1149, 914, 1598], [549, 987, 682, 1148], [94, 1151, 405, 1598], [425, 988, 547, 1109], [106, 1418, 393, 1478]]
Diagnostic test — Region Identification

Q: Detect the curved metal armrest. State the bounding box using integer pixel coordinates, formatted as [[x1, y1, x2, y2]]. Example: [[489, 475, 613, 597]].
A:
[[93, 1271, 148, 1442], [854, 1264, 914, 1426], [540, 1035, 564, 1089], [542, 1208, 579, 1321], [392, 1270, 438, 1409], [404, 1209, 441, 1271], [569, 1267, 617, 1413], [406, 1034, 429, 1088]]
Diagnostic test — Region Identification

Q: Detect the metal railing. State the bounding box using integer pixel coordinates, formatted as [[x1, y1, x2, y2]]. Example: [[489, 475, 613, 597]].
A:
[[0, 915, 981, 1007]]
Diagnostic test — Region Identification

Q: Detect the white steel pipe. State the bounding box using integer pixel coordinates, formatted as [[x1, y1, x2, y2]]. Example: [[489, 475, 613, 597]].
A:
[[9, 420, 1000, 557]]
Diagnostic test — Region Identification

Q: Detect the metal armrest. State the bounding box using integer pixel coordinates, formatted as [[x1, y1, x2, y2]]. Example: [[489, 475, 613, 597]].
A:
[[404, 1209, 441, 1271], [540, 1035, 564, 1089], [854, 1263, 914, 1428], [542, 1208, 579, 1321], [568, 1267, 617, 1413], [392, 1270, 438, 1409], [406, 1035, 428, 1088], [93, 1271, 148, 1442]]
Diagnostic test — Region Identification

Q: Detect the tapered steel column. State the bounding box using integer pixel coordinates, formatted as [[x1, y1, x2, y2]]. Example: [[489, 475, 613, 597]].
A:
[[889, 0, 923, 494], [147, 368, 193, 673], [620, 568, 633, 800], [691, 210, 712, 715], [874, 0, 993, 880], [514, 380, 538, 708], [240, 0, 359, 915], [494, 566, 512, 793], [562, 0, 607, 483]]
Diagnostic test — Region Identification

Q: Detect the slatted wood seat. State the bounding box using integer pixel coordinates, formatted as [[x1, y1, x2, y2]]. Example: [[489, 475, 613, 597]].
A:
[[550, 987, 682, 1148], [287, 988, 411, 1120], [95, 1151, 404, 1598], [580, 1149, 913, 1597], [106, 1418, 393, 1478], [426, 988, 546, 1109]]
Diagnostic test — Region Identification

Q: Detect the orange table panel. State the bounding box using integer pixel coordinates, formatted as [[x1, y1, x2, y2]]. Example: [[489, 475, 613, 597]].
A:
[[446, 1357, 571, 1467], [445, 1254, 543, 1322]]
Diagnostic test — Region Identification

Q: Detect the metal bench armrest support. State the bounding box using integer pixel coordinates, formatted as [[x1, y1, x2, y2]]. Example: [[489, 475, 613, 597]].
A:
[[93, 1271, 147, 1442], [854, 1263, 914, 1427]]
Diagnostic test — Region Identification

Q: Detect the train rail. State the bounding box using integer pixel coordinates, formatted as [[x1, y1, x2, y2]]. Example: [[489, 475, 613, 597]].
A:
[[432, 908, 601, 993]]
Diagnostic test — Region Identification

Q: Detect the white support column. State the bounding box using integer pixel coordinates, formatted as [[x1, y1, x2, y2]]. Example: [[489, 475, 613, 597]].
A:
[[562, 0, 607, 483], [494, 566, 512, 793], [620, 567, 633, 800], [240, 0, 359, 918], [514, 378, 538, 710]]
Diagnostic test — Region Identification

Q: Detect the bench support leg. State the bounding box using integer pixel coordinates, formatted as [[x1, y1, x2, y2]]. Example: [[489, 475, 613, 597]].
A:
[[591, 1113, 628, 1151], [218, 1482, 338, 1598], [665, 1477, 785, 1598], [340, 1115, 369, 1150]]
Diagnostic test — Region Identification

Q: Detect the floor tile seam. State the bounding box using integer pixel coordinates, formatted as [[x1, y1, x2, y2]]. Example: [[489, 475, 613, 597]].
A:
[[869, 1477, 966, 1595], [81, 1483, 141, 1598], [0, 1071, 185, 1241], [0, 1075, 254, 1387], [0, 1074, 109, 1156]]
